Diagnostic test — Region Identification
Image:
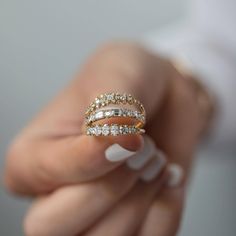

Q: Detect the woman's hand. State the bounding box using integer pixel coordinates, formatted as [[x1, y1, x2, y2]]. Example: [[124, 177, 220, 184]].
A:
[[4, 41, 212, 236]]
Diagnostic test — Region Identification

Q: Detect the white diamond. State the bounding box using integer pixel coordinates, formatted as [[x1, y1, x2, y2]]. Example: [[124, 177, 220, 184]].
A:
[[94, 125, 102, 136], [102, 124, 110, 136], [89, 127, 95, 135], [106, 93, 114, 101], [133, 111, 138, 117], [131, 127, 136, 133], [89, 115, 95, 122], [128, 127, 133, 133], [95, 98, 100, 104], [105, 110, 112, 117], [123, 125, 129, 134], [86, 129, 91, 135], [110, 125, 119, 136], [127, 110, 132, 116], [95, 111, 104, 120]]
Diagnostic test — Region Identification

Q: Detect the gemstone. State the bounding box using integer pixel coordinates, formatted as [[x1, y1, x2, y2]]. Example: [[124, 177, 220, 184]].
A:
[[119, 125, 124, 134], [86, 129, 91, 135], [105, 110, 112, 117], [123, 125, 129, 134], [121, 94, 127, 103], [110, 125, 119, 136], [128, 126, 135, 134], [106, 93, 114, 101], [127, 110, 132, 117], [94, 125, 102, 136], [102, 124, 110, 136], [127, 94, 133, 103], [95, 98, 100, 104], [95, 111, 104, 119]]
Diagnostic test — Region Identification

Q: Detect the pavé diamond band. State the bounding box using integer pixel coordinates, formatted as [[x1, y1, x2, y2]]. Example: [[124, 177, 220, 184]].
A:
[[86, 124, 145, 136], [85, 92, 146, 136]]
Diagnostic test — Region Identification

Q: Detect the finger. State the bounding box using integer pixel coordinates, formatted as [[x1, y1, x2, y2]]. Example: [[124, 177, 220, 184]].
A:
[[24, 154, 166, 236], [146, 72, 204, 172], [138, 186, 185, 236], [83, 170, 168, 236], [5, 132, 143, 195], [139, 76, 197, 236], [4, 43, 170, 195]]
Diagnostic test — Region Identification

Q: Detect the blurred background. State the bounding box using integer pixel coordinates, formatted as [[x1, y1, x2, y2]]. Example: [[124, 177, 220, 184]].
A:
[[0, 0, 235, 235]]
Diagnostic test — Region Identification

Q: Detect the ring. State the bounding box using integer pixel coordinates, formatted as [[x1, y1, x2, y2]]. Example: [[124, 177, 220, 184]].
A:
[[85, 92, 146, 136]]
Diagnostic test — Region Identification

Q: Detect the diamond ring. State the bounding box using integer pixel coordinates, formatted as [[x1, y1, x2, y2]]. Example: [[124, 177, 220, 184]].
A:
[[85, 92, 146, 136]]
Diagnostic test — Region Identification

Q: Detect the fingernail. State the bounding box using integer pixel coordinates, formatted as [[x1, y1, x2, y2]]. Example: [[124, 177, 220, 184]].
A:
[[105, 144, 136, 162], [126, 135, 156, 170], [140, 149, 167, 182], [167, 163, 184, 187]]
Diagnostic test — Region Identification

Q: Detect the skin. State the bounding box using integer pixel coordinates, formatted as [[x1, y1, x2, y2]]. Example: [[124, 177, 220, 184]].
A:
[[3, 41, 213, 236]]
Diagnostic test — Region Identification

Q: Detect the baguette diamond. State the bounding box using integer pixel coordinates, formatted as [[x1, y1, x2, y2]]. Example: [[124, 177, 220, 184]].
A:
[[86, 108, 145, 125]]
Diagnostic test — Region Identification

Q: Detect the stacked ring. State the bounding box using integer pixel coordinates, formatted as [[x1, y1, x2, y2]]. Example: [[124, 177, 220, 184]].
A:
[[85, 92, 146, 136]]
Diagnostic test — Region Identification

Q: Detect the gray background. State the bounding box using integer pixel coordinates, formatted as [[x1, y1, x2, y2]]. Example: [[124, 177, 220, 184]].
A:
[[0, 0, 235, 235]]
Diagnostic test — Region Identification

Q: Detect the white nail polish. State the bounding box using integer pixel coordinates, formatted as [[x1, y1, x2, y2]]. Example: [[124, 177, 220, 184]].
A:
[[167, 163, 184, 187], [126, 135, 156, 170], [105, 144, 136, 162], [140, 150, 167, 182]]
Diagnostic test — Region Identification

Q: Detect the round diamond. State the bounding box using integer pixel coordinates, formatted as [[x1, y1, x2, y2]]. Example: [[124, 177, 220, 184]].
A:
[[102, 124, 110, 136], [94, 125, 102, 136], [110, 125, 119, 136], [123, 125, 129, 134], [106, 93, 114, 101], [86, 129, 91, 135], [95, 98, 100, 104], [105, 110, 112, 117], [127, 110, 132, 117], [119, 125, 124, 134]]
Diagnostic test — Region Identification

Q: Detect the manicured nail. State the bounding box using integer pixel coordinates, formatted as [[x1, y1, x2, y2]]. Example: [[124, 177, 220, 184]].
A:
[[126, 135, 156, 170], [140, 149, 167, 182], [167, 163, 184, 187], [105, 144, 136, 162]]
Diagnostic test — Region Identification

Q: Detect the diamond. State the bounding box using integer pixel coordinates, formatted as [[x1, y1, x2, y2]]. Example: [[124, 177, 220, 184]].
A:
[[86, 129, 91, 135], [119, 125, 124, 134], [123, 125, 129, 134], [127, 94, 133, 103], [133, 111, 138, 117], [110, 125, 119, 136], [127, 110, 132, 117], [94, 125, 102, 136], [102, 124, 110, 136], [95, 98, 100, 104], [121, 93, 127, 103], [104, 110, 112, 117], [95, 111, 104, 120], [106, 93, 114, 101], [128, 126, 134, 134]]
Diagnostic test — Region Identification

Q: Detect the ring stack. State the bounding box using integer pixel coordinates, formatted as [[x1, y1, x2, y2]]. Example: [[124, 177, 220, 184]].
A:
[[85, 92, 146, 136]]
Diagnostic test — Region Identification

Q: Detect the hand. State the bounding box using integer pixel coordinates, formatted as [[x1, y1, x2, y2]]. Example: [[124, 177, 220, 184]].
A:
[[4, 41, 213, 235]]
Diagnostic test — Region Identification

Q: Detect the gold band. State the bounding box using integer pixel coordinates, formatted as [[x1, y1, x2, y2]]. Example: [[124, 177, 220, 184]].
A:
[[85, 92, 146, 136]]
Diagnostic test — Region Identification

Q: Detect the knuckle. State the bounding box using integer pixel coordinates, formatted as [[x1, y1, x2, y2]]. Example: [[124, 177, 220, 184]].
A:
[[37, 152, 60, 186]]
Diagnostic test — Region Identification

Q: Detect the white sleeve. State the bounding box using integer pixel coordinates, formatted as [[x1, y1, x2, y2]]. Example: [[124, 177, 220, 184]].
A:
[[142, 0, 236, 148]]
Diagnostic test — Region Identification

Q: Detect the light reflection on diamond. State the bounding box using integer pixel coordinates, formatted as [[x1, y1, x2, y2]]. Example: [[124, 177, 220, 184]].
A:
[[102, 124, 110, 136], [111, 125, 119, 136]]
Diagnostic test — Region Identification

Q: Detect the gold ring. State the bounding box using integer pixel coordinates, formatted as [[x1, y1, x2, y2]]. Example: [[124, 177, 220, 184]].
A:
[[85, 92, 146, 136]]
